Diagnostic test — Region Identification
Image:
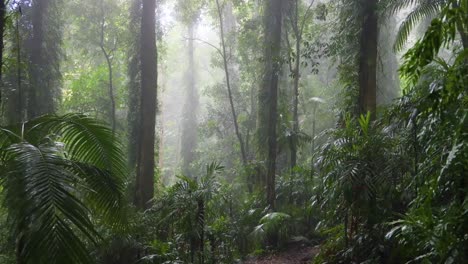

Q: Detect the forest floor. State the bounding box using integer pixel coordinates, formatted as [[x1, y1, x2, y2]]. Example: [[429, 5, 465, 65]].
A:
[[243, 244, 320, 264]]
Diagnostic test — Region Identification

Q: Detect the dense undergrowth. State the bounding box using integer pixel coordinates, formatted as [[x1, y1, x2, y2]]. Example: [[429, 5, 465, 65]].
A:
[[98, 3, 466, 263], [0, 0, 467, 264]]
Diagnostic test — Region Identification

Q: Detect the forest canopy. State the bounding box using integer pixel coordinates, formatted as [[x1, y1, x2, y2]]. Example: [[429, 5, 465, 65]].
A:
[[0, 0, 466, 263]]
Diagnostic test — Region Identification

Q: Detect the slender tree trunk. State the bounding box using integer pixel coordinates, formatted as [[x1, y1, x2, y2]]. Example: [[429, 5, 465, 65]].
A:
[[287, 0, 315, 170], [290, 0, 301, 170], [309, 103, 317, 177], [216, 0, 247, 166], [258, 0, 283, 210], [0, 0, 6, 101], [99, 2, 116, 133], [102, 51, 116, 133], [136, 0, 157, 210], [159, 94, 164, 169], [181, 22, 198, 177], [16, 12, 23, 123], [197, 197, 205, 264], [358, 0, 378, 119], [290, 48, 300, 170]]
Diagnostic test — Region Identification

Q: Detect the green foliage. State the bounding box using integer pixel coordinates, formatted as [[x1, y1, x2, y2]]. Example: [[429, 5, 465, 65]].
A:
[[312, 225, 345, 264], [251, 212, 292, 247], [314, 0, 467, 262], [385, 21, 467, 261], [314, 112, 407, 262], [387, 0, 443, 51], [140, 163, 226, 263], [62, 65, 119, 115], [0, 114, 126, 264], [400, 0, 467, 83], [1, 0, 466, 263]]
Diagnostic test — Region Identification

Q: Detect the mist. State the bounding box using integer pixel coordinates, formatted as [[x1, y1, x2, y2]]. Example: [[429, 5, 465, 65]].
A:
[[0, 0, 466, 263]]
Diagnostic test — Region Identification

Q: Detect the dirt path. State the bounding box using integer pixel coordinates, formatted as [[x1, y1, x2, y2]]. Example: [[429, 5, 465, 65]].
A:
[[243, 245, 320, 264]]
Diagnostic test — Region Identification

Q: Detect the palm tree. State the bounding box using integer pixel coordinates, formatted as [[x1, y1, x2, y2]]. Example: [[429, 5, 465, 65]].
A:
[[0, 114, 126, 264]]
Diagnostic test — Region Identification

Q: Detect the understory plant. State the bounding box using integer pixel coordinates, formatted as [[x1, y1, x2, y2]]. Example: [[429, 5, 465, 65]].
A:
[[0, 114, 126, 264], [314, 0, 467, 262]]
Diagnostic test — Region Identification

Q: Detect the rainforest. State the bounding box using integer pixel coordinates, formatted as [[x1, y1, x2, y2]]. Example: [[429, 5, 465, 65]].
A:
[[0, 0, 466, 263]]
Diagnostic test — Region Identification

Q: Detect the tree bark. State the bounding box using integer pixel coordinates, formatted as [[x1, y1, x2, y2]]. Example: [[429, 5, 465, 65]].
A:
[[216, 0, 248, 166], [127, 0, 142, 171], [377, 15, 400, 105], [15, 10, 23, 123], [289, 0, 301, 170], [29, 0, 55, 118], [258, 0, 283, 210], [358, 0, 378, 119], [136, 0, 157, 210]]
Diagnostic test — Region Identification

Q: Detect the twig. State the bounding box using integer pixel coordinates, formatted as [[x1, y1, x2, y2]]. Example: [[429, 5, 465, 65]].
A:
[[183, 37, 224, 58]]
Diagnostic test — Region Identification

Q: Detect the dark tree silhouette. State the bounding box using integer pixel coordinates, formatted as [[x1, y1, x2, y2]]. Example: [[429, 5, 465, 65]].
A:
[[358, 0, 378, 119], [258, 0, 283, 210], [135, 0, 157, 210]]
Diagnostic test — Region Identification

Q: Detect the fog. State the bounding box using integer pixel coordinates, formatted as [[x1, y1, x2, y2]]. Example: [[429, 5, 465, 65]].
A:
[[1, 0, 465, 263]]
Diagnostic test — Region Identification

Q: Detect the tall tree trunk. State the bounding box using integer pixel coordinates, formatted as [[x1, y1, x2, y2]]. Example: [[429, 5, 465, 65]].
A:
[[358, 0, 378, 227], [309, 102, 318, 178], [0, 0, 6, 101], [15, 10, 23, 123], [180, 22, 198, 177], [127, 0, 142, 171], [135, 0, 157, 210], [377, 15, 400, 105], [215, 0, 247, 166], [290, 43, 300, 170], [358, 0, 378, 119], [29, 0, 54, 118], [289, 0, 301, 170], [286, 0, 314, 170], [258, 0, 283, 210]]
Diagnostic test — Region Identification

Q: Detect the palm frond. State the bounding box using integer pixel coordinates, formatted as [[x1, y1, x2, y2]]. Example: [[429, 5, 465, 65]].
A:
[[0, 127, 22, 150], [68, 162, 125, 222], [386, 0, 434, 14], [3, 143, 97, 264], [393, 0, 442, 51], [0, 114, 127, 264], [25, 114, 127, 178]]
